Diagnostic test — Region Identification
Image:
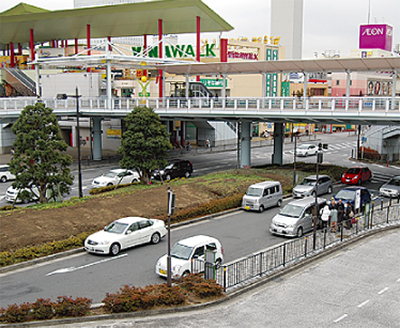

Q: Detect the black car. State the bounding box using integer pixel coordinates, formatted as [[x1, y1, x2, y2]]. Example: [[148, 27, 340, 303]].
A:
[[153, 160, 193, 181]]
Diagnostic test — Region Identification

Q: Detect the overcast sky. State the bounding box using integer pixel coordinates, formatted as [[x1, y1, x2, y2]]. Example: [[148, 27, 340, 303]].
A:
[[1, 0, 399, 59]]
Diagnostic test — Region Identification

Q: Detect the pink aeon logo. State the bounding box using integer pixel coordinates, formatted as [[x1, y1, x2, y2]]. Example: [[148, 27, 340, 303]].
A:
[[362, 27, 384, 36]]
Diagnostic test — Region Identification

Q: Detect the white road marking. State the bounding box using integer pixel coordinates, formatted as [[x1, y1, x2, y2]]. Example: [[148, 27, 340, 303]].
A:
[[378, 287, 389, 295], [46, 253, 127, 276], [334, 314, 348, 323], [397, 278, 400, 282], [357, 300, 370, 308]]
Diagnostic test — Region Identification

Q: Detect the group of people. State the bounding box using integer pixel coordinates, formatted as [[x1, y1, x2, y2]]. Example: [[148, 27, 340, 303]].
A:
[[320, 198, 355, 232]]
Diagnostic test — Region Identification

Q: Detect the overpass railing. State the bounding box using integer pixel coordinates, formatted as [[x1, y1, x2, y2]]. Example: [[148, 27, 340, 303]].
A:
[[1, 96, 399, 113]]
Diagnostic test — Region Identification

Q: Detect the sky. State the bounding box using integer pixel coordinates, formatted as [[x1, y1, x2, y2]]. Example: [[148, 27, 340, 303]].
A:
[[1, 0, 399, 59]]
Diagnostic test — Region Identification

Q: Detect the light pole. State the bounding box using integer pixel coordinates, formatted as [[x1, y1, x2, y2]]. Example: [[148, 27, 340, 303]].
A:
[[60, 88, 83, 198], [313, 143, 323, 250], [167, 187, 175, 287]]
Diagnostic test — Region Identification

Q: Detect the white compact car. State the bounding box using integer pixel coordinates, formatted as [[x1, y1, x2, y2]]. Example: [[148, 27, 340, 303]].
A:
[[155, 235, 224, 279], [5, 185, 39, 203], [84, 217, 167, 255], [296, 144, 318, 157], [0, 165, 15, 183], [91, 168, 140, 188]]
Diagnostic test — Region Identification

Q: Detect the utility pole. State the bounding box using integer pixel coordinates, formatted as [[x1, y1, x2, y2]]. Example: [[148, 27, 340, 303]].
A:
[[167, 186, 175, 287]]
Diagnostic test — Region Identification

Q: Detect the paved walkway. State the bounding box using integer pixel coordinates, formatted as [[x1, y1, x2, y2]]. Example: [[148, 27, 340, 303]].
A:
[[43, 228, 399, 328]]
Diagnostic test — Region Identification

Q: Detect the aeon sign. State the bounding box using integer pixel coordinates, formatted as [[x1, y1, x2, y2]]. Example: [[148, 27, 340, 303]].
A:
[[359, 24, 393, 51]]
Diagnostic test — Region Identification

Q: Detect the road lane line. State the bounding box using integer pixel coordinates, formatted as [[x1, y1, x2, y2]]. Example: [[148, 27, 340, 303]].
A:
[[397, 278, 400, 282], [334, 314, 348, 323], [357, 300, 370, 308], [378, 287, 389, 295], [46, 253, 127, 276]]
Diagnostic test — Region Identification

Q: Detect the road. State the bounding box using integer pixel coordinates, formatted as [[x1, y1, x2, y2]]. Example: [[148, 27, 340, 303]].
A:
[[0, 132, 397, 307]]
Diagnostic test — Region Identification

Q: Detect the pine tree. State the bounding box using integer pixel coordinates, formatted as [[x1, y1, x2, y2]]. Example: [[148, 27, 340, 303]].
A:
[[118, 106, 172, 184], [9, 102, 73, 203]]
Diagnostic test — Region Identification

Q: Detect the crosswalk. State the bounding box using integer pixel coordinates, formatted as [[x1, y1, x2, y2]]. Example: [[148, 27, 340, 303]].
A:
[[284, 142, 355, 156]]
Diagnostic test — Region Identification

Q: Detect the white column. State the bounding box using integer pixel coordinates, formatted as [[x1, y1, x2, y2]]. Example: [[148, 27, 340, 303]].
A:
[[107, 60, 112, 110], [346, 70, 351, 97], [35, 64, 40, 97]]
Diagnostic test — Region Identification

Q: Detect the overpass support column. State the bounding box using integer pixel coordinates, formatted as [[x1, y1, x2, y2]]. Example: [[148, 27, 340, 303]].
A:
[[92, 117, 102, 161], [240, 121, 251, 168], [346, 70, 351, 97], [272, 123, 284, 165], [392, 70, 398, 110]]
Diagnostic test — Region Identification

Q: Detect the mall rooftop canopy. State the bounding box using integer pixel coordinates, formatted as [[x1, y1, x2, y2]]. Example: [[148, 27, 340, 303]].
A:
[[159, 57, 400, 75], [0, 0, 233, 48]]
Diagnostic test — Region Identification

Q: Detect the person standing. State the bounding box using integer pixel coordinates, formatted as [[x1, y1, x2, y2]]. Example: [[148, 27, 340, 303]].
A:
[[337, 199, 344, 231], [320, 204, 331, 230]]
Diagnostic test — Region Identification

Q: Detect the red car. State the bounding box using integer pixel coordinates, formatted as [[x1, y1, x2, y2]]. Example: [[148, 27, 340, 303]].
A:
[[341, 166, 372, 185]]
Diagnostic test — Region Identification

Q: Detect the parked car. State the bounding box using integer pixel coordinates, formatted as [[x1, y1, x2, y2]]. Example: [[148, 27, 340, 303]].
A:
[[334, 186, 371, 211], [84, 217, 167, 256], [153, 159, 193, 181], [242, 181, 282, 212], [155, 235, 224, 279], [341, 166, 372, 185], [270, 197, 327, 238], [292, 175, 333, 198], [91, 168, 140, 188], [379, 176, 400, 198], [5, 185, 39, 203], [296, 144, 317, 157], [0, 165, 15, 183]]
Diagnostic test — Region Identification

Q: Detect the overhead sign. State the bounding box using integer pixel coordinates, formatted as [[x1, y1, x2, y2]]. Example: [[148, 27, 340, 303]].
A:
[[200, 78, 227, 88], [359, 24, 393, 51], [132, 44, 216, 59]]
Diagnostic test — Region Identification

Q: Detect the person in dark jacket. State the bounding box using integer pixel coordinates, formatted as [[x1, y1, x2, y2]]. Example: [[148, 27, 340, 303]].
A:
[[336, 199, 345, 231]]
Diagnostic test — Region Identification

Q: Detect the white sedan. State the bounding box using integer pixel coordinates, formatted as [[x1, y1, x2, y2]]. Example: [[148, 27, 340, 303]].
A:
[[5, 185, 39, 203], [84, 217, 167, 255], [91, 168, 140, 188], [296, 144, 318, 157]]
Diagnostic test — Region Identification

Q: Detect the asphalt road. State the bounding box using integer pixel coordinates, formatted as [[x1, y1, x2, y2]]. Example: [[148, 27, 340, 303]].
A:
[[0, 132, 397, 307]]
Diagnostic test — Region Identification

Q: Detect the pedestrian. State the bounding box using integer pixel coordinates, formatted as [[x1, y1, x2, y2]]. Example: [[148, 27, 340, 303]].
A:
[[10, 147, 15, 159], [344, 202, 354, 229], [329, 198, 338, 232], [206, 139, 210, 148], [320, 204, 331, 230]]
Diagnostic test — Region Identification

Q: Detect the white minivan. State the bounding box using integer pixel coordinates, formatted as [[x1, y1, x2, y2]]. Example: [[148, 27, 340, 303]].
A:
[[242, 181, 283, 213], [270, 197, 326, 238]]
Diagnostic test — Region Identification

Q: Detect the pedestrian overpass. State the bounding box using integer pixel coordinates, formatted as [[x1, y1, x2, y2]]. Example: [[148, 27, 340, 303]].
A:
[[1, 95, 399, 167]]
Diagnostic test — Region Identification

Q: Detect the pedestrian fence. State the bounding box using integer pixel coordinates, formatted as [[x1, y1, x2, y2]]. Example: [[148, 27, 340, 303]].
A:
[[192, 199, 400, 292]]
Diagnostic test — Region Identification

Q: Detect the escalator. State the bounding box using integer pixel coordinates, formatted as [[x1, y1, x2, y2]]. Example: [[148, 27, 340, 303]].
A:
[[2, 67, 36, 96]]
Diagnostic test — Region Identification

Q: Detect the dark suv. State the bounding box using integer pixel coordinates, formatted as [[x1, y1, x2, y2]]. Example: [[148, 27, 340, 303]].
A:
[[153, 160, 193, 181]]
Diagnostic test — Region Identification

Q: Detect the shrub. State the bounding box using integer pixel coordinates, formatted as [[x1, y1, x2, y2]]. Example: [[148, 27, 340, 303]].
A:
[[0, 205, 18, 211], [53, 296, 92, 317], [180, 274, 223, 298], [31, 298, 55, 320], [0, 303, 32, 323]]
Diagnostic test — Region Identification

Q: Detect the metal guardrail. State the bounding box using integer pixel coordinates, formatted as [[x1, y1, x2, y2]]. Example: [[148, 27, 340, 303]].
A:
[[200, 199, 400, 292], [1, 96, 399, 113]]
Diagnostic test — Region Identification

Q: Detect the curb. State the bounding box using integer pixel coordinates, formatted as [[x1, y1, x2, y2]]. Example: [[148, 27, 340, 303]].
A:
[[2, 224, 399, 328]]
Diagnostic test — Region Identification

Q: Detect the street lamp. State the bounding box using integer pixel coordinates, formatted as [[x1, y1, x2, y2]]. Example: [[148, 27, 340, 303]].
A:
[[58, 87, 83, 198], [313, 143, 323, 250]]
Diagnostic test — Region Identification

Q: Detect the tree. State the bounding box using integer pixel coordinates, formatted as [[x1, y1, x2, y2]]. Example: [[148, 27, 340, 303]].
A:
[[118, 106, 172, 184], [9, 102, 73, 203]]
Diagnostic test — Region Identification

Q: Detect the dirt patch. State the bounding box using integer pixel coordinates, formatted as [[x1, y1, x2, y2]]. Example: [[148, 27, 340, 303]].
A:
[[0, 183, 215, 252]]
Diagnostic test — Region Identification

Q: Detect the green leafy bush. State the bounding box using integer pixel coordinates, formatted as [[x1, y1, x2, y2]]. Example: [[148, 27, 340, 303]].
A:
[[31, 298, 55, 320], [0, 303, 32, 323]]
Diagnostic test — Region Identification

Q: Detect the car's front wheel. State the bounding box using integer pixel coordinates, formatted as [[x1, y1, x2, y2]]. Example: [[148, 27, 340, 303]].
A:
[[296, 227, 303, 238], [277, 199, 282, 207], [0, 176, 7, 183], [258, 205, 264, 213], [184, 171, 190, 178], [151, 233, 161, 244], [109, 243, 120, 256], [357, 179, 362, 186], [107, 183, 113, 187], [328, 186, 333, 194], [165, 175, 171, 181]]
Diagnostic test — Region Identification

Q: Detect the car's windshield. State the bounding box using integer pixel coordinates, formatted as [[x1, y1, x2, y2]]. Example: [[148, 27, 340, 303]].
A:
[[104, 172, 118, 178], [336, 190, 355, 200], [171, 243, 194, 260], [298, 144, 310, 149], [246, 187, 263, 197], [299, 178, 316, 186], [104, 221, 128, 234], [165, 164, 174, 170], [387, 178, 400, 186], [346, 168, 360, 174], [279, 204, 303, 217]]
